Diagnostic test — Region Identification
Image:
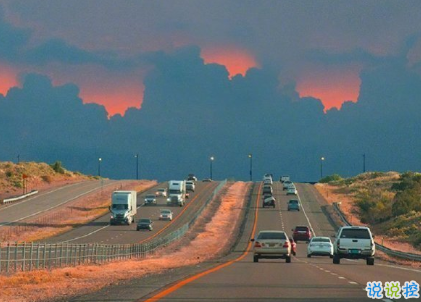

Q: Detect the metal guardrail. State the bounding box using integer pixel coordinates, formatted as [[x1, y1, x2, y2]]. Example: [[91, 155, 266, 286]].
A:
[[2, 190, 39, 204], [0, 180, 227, 274], [332, 202, 421, 262]]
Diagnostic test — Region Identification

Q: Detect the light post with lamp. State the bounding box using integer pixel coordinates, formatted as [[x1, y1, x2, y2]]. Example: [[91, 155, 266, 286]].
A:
[[320, 156, 325, 179], [248, 154, 253, 181], [210, 156, 214, 180]]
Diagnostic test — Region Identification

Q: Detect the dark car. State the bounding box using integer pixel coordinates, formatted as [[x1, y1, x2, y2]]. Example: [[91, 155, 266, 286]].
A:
[[292, 225, 312, 242], [287, 199, 300, 211], [187, 174, 198, 181], [137, 218, 153, 231], [262, 196, 276, 208], [262, 185, 273, 195]]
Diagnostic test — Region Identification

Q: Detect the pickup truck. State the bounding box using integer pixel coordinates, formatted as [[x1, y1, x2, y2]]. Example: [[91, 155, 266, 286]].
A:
[[332, 226, 375, 265]]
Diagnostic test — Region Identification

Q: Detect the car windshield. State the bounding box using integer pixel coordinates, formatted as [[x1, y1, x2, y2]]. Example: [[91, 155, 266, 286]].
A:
[[289, 200, 298, 204], [257, 232, 286, 240], [146, 195, 155, 198], [312, 238, 330, 243], [340, 229, 371, 239], [295, 226, 309, 231], [161, 210, 171, 214], [139, 219, 151, 223], [158, 189, 165, 192], [112, 204, 128, 210]]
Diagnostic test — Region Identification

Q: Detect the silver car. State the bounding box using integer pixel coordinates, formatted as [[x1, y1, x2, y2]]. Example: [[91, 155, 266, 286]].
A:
[[159, 209, 173, 221], [251, 230, 292, 263], [307, 236, 333, 258]]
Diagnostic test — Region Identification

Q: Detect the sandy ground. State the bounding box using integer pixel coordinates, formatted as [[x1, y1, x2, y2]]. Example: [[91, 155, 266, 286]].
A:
[[315, 183, 421, 268], [0, 181, 251, 302]]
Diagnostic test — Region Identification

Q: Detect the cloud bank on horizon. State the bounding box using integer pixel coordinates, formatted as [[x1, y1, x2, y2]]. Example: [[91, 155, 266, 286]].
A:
[[1, 1, 421, 180]]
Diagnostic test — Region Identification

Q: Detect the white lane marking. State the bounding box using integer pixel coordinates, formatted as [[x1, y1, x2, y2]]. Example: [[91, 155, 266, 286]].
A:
[[331, 273, 338, 276], [376, 263, 421, 273], [0, 182, 120, 228], [338, 277, 346, 279], [60, 225, 110, 243], [349, 281, 358, 285], [0, 182, 82, 212], [296, 191, 317, 237]]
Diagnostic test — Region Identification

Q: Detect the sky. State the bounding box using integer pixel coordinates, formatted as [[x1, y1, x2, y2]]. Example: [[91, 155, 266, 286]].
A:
[[1, 1, 421, 181]]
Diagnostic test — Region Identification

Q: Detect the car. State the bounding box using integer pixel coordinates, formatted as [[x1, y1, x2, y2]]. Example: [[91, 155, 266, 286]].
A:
[[136, 218, 153, 231], [186, 180, 195, 192], [287, 199, 300, 211], [262, 196, 276, 208], [292, 225, 312, 242], [262, 185, 273, 195], [283, 180, 293, 190], [159, 209, 173, 221], [332, 226, 375, 265], [263, 178, 273, 185], [251, 230, 292, 263], [155, 188, 167, 197], [307, 236, 333, 258], [280, 175, 290, 183], [286, 186, 297, 195], [289, 237, 297, 256], [202, 178, 212, 182], [144, 194, 157, 205], [187, 174, 198, 181]]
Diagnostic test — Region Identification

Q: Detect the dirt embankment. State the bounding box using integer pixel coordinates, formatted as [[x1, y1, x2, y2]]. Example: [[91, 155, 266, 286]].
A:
[[0, 181, 250, 302], [315, 182, 421, 268]]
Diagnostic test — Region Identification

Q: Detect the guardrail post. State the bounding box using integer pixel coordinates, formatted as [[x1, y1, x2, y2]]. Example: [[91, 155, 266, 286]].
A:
[[14, 242, 18, 272], [6, 243, 10, 273], [29, 242, 34, 272], [22, 242, 26, 272]]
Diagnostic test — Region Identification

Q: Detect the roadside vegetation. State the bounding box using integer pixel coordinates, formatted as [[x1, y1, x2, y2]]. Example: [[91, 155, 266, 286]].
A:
[[318, 171, 421, 249]]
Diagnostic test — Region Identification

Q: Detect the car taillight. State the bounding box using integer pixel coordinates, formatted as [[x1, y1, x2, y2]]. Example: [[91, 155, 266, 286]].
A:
[[254, 241, 262, 248], [283, 241, 290, 248]]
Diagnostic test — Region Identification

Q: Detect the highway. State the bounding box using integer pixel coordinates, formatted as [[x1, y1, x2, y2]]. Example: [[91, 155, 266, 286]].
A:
[[0, 180, 123, 227], [67, 181, 420, 302], [46, 181, 218, 245]]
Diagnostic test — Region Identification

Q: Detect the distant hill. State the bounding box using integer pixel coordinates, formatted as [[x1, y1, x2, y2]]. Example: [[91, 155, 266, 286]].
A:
[[0, 161, 94, 200]]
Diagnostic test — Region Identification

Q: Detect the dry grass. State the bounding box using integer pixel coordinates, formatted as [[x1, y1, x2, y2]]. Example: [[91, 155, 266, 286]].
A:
[[0, 182, 250, 302], [0, 180, 157, 242], [0, 161, 93, 201], [315, 176, 421, 267]]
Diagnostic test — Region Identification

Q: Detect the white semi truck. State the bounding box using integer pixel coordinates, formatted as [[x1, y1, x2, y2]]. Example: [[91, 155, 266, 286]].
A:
[[167, 180, 187, 206], [110, 191, 137, 225]]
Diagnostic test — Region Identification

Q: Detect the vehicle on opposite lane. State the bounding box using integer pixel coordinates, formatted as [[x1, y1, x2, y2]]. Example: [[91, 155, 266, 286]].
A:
[[144, 194, 157, 205], [137, 218, 153, 231], [159, 209, 174, 221], [155, 188, 167, 197]]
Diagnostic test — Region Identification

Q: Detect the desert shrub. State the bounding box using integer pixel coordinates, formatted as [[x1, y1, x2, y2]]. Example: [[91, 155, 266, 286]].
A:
[[5, 171, 12, 178], [13, 180, 23, 188], [319, 174, 343, 183], [387, 227, 406, 237], [50, 161, 65, 174], [41, 175, 52, 183]]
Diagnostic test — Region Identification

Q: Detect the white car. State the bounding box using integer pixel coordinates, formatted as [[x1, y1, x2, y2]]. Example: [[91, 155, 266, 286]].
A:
[[307, 236, 333, 258], [159, 209, 173, 221], [144, 194, 157, 205], [286, 186, 297, 195], [155, 188, 167, 197], [251, 230, 292, 263], [186, 181, 195, 192], [283, 180, 293, 190]]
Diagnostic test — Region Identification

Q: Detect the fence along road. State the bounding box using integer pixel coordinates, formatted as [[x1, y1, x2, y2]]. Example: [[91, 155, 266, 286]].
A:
[[0, 180, 226, 274], [134, 182, 420, 302], [45, 181, 219, 245]]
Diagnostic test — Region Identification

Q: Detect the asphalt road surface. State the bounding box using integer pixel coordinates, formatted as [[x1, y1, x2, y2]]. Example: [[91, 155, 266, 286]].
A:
[[47, 181, 218, 244], [0, 180, 123, 228]]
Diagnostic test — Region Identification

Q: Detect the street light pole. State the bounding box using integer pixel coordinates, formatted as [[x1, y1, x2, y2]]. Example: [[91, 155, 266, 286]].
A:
[[320, 157, 325, 179], [210, 156, 214, 180], [135, 153, 139, 180], [248, 154, 253, 181], [98, 157, 102, 177]]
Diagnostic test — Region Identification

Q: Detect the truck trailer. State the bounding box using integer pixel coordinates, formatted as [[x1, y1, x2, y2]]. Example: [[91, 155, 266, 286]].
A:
[[167, 180, 187, 206], [110, 191, 137, 225]]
